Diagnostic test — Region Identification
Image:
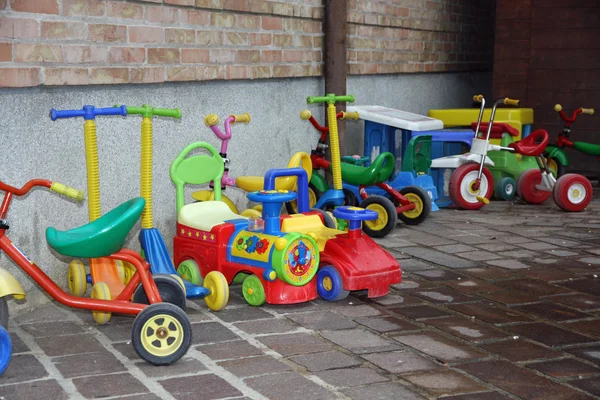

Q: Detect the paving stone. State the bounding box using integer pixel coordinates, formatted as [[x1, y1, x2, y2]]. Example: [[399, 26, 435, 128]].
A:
[[329, 304, 382, 318], [519, 267, 579, 282], [459, 360, 594, 400], [562, 320, 600, 338], [113, 342, 140, 361], [35, 333, 105, 357], [214, 306, 274, 322], [479, 339, 562, 362], [192, 321, 240, 344], [320, 328, 401, 354], [423, 315, 508, 342], [9, 332, 29, 354], [558, 278, 600, 296], [515, 302, 590, 321], [159, 374, 242, 400], [285, 311, 357, 331], [532, 257, 560, 264], [546, 249, 580, 257], [234, 318, 301, 335], [449, 303, 531, 324], [197, 339, 263, 360], [391, 277, 440, 291], [496, 278, 572, 296], [565, 344, 600, 364], [476, 242, 518, 252], [72, 372, 149, 398], [315, 367, 388, 387], [96, 320, 136, 342], [389, 305, 453, 320], [374, 236, 418, 248], [13, 303, 75, 325], [413, 269, 468, 282], [538, 237, 583, 248], [360, 292, 422, 306], [579, 257, 600, 265], [456, 250, 504, 261], [497, 249, 539, 259], [342, 382, 426, 400], [410, 286, 475, 304], [505, 322, 596, 347], [264, 300, 318, 315], [246, 372, 336, 400], [218, 355, 292, 377], [441, 392, 510, 400], [290, 350, 362, 372], [517, 241, 558, 251], [391, 231, 456, 246], [548, 294, 600, 311], [53, 351, 126, 378], [441, 278, 501, 294], [20, 321, 85, 338], [393, 331, 487, 362], [362, 350, 443, 374], [386, 248, 413, 258], [395, 247, 477, 269], [527, 358, 600, 377], [461, 266, 516, 280], [486, 259, 532, 270], [397, 258, 437, 271], [138, 357, 206, 378], [354, 316, 420, 333], [569, 377, 600, 396], [257, 333, 333, 356], [433, 244, 476, 254], [451, 234, 492, 245], [401, 369, 487, 396], [498, 235, 536, 244], [0, 379, 68, 399], [477, 289, 540, 305], [0, 354, 48, 384]]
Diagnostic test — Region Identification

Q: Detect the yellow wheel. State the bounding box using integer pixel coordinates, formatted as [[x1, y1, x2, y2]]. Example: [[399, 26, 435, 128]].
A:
[[285, 183, 321, 214], [116, 261, 135, 285], [397, 186, 431, 225], [240, 208, 262, 218], [360, 195, 398, 238], [68, 260, 87, 297], [90, 282, 112, 325], [203, 271, 229, 311]]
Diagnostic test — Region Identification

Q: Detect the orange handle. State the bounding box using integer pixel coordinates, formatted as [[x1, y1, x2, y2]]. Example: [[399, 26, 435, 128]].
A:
[[341, 111, 359, 120], [581, 108, 594, 115], [473, 94, 484, 103], [504, 97, 520, 106], [231, 113, 251, 124]]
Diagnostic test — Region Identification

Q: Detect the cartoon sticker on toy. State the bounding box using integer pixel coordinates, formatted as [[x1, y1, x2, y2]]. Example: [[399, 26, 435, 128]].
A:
[[282, 238, 317, 285]]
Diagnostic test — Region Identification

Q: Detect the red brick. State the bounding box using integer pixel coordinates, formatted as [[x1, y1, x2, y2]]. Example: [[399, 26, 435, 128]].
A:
[[236, 15, 259, 30], [10, 0, 58, 14], [63, 45, 107, 63], [196, 0, 224, 7], [211, 13, 235, 28], [14, 44, 61, 63], [0, 18, 39, 39], [165, 29, 195, 44], [236, 49, 259, 63], [88, 24, 126, 42], [0, 42, 11, 61], [496, 0, 531, 19], [41, 21, 86, 40], [107, 2, 143, 19], [224, 32, 248, 45], [148, 48, 180, 64], [223, 0, 247, 11], [262, 16, 282, 30], [90, 67, 128, 84], [196, 30, 222, 45], [165, 0, 194, 6], [531, 28, 600, 49], [197, 65, 225, 80], [248, 65, 270, 79], [62, 0, 105, 16], [272, 2, 293, 16], [209, 49, 235, 63], [129, 26, 164, 43], [147, 6, 178, 24], [109, 47, 145, 63], [0, 67, 39, 87], [180, 9, 210, 25], [282, 50, 303, 62], [45, 68, 89, 85], [226, 65, 248, 79], [129, 67, 164, 83], [0, 0, 5, 8], [248, 0, 269, 14], [273, 65, 295, 77], [261, 50, 281, 63], [182, 48, 209, 63], [249, 33, 271, 46], [167, 66, 196, 81]]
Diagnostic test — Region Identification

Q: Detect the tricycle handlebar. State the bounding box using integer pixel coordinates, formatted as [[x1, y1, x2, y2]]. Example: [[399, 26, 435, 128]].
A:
[[230, 113, 251, 124], [503, 97, 520, 107], [50, 105, 127, 121], [554, 104, 594, 125], [0, 179, 84, 201], [307, 94, 355, 105], [473, 94, 484, 103], [50, 182, 85, 202]]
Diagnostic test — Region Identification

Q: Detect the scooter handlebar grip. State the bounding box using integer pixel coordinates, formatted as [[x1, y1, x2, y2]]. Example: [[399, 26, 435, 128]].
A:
[[50, 182, 85, 202], [341, 111, 360, 120], [300, 110, 312, 120], [50, 109, 85, 120], [231, 113, 251, 124], [581, 108, 594, 115], [50, 105, 127, 120], [554, 104, 563, 112], [472, 94, 484, 103], [504, 98, 520, 106]]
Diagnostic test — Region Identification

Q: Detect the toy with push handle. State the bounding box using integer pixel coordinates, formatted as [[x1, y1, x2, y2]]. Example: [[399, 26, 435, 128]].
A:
[[503, 98, 520, 107], [124, 105, 181, 119], [50, 105, 127, 121]]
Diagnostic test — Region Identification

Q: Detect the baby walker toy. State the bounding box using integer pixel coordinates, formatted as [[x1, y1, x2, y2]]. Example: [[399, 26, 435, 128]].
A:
[[545, 103, 597, 177], [117, 104, 228, 310], [170, 142, 320, 306], [191, 113, 312, 217], [0, 177, 192, 365]]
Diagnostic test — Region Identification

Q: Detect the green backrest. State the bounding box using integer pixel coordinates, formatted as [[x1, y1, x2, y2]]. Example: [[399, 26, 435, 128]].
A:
[[402, 135, 432, 175], [170, 142, 224, 215]]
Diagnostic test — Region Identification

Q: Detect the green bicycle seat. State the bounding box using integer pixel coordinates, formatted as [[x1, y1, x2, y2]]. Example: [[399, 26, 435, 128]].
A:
[[339, 152, 395, 186], [46, 197, 145, 258]]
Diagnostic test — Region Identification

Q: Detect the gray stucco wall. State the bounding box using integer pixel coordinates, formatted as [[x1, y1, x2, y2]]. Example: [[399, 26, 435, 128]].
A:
[[0, 71, 491, 312]]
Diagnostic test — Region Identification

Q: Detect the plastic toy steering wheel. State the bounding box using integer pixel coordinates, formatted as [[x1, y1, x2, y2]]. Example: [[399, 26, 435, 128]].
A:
[[247, 190, 297, 204], [333, 206, 378, 222]]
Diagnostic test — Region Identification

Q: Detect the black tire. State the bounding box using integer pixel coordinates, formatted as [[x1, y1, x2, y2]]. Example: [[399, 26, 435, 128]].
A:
[[397, 186, 432, 225], [133, 274, 187, 311], [360, 195, 398, 238], [0, 298, 8, 328], [343, 188, 358, 207], [131, 303, 192, 366], [285, 183, 322, 214], [310, 208, 337, 228]]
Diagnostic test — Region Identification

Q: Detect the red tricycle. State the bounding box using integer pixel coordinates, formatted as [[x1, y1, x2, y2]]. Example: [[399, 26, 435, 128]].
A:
[[0, 178, 192, 365]]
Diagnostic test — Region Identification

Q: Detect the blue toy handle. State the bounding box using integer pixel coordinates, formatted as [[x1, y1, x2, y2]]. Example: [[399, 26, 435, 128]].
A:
[[50, 105, 127, 121], [263, 168, 309, 213]]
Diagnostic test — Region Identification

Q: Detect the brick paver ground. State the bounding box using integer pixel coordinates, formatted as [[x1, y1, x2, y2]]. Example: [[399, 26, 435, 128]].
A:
[[2, 193, 600, 399]]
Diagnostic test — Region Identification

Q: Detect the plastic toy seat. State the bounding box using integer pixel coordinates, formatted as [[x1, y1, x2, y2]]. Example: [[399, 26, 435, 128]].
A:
[[281, 214, 345, 251], [509, 129, 549, 157], [46, 197, 145, 258], [236, 152, 313, 193], [179, 200, 246, 232], [341, 152, 395, 186], [472, 122, 519, 139]]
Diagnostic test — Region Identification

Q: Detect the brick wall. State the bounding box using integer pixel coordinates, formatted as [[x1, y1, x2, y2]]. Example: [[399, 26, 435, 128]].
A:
[[493, 0, 600, 175], [0, 0, 495, 87]]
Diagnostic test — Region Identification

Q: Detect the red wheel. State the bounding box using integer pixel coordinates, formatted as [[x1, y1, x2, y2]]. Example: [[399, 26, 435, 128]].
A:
[[448, 163, 493, 210], [516, 169, 552, 204], [553, 174, 592, 212]]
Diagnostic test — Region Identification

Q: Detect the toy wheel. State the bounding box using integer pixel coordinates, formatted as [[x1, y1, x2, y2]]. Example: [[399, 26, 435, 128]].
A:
[[516, 169, 552, 204], [343, 188, 358, 207], [448, 163, 493, 210], [553, 174, 592, 212], [0, 325, 11, 375], [176, 259, 203, 286], [133, 274, 187, 311], [285, 183, 321, 214], [241, 275, 266, 306], [495, 177, 517, 201], [310, 208, 337, 229], [317, 265, 349, 301], [397, 186, 431, 225], [67, 260, 87, 297], [0, 298, 8, 328], [116, 260, 135, 285], [131, 302, 192, 366], [203, 271, 229, 311], [91, 282, 112, 325], [360, 195, 398, 238], [545, 157, 566, 177]]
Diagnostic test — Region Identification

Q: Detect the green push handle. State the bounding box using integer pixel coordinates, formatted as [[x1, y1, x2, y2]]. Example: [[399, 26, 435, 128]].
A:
[[307, 93, 355, 105], [119, 104, 182, 119]]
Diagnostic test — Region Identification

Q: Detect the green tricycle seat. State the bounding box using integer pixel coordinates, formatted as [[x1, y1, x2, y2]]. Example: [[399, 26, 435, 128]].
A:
[[340, 152, 395, 186], [46, 197, 146, 258]]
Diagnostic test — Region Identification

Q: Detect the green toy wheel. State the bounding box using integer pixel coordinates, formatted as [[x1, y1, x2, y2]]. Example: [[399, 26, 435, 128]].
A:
[[360, 195, 398, 238], [397, 186, 431, 225], [176, 259, 203, 286], [495, 177, 517, 201], [242, 275, 266, 306], [91, 282, 112, 325], [67, 260, 87, 297]]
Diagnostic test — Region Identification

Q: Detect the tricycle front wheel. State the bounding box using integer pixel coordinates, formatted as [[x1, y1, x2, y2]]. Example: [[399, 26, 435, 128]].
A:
[[397, 186, 431, 225], [133, 274, 187, 311], [517, 169, 551, 204], [553, 174, 593, 212], [448, 163, 493, 210]]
